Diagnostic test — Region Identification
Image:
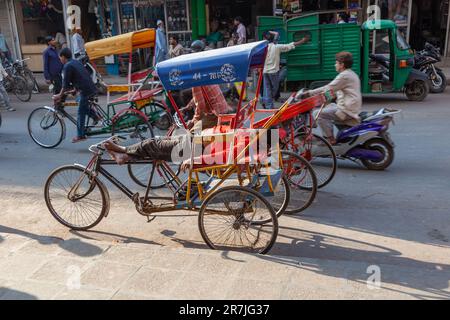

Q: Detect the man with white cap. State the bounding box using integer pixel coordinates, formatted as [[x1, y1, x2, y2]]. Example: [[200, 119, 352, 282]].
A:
[[155, 20, 168, 64]]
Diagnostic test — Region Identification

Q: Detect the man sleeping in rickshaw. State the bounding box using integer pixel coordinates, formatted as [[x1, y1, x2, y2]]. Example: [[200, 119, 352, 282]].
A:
[[104, 84, 232, 166], [105, 40, 271, 168]]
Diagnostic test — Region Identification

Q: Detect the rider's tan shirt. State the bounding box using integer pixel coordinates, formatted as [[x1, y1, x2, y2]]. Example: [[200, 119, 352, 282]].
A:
[[310, 69, 362, 120]]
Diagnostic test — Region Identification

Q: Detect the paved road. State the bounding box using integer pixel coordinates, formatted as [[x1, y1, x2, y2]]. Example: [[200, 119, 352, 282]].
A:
[[1, 89, 450, 299]]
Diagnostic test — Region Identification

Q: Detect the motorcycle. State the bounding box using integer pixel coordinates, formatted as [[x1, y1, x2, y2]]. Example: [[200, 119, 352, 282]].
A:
[[414, 42, 447, 93], [315, 108, 401, 170]]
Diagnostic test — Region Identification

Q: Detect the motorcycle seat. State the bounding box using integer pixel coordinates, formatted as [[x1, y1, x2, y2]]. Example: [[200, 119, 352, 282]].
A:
[[359, 111, 378, 121]]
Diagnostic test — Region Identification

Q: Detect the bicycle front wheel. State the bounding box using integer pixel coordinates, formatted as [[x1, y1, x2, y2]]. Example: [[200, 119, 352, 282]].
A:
[[44, 165, 108, 230], [28, 107, 65, 148], [199, 186, 278, 254], [13, 76, 32, 102]]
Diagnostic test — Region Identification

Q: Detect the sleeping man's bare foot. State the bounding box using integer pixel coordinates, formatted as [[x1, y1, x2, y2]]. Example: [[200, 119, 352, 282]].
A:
[[103, 140, 127, 153], [106, 149, 131, 165], [103, 140, 130, 165]]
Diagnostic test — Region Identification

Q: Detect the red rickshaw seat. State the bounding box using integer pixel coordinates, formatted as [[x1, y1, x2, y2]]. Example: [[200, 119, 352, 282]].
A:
[[109, 87, 163, 104]]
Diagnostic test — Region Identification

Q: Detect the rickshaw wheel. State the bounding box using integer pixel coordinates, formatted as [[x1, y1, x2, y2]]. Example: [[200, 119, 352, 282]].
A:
[[279, 150, 318, 215], [127, 161, 183, 189], [140, 101, 173, 132], [111, 110, 154, 146], [198, 186, 278, 255], [292, 133, 337, 189], [44, 165, 109, 231]]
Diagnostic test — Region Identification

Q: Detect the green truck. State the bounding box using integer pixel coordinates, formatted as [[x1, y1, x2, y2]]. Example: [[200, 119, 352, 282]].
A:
[[257, 14, 429, 101]]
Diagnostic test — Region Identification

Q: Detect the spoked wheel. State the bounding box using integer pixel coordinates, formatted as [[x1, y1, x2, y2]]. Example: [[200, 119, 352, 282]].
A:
[[293, 133, 337, 188], [198, 186, 278, 254], [44, 165, 109, 230], [28, 107, 65, 148], [280, 150, 318, 215], [14, 76, 32, 102], [127, 161, 184, 189], [427, 69, 447, 94], [24, 70, 39, 93], [253, 171, 290, 218], [141, 101, 173, 133], [111, 110, 154, 146]]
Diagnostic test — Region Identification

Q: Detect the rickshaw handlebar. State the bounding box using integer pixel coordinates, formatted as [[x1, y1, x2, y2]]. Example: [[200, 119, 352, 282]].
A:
[[88, 135, 126, 154]]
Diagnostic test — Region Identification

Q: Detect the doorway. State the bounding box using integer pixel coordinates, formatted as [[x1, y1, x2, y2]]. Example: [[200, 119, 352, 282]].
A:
[[409, 0, 449, 53]]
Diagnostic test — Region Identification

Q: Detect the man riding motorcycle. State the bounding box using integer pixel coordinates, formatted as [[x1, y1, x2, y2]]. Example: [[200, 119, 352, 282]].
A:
[[298, 51, 362, 145]]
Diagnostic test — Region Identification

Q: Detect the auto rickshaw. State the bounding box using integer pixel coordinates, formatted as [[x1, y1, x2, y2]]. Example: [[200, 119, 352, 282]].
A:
[[257, 13, 429, 101]]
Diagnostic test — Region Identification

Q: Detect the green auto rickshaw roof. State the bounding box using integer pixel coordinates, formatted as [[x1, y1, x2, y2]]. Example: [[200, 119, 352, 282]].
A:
[[361, 20, 397, 31]]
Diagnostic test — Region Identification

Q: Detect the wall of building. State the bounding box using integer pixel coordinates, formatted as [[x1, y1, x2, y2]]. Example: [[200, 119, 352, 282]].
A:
[[0, 0, 18, 59]]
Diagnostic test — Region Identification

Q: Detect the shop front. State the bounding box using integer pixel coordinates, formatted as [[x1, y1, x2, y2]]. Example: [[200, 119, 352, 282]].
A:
[[273, 0, 364, 23], [6, 0, 119, 72], [191, 0, 272, 49], [367, 0, 450, 57], [10, 0, 66, 71], [0, 1, 18, 61], [115, 0, 192, 74]]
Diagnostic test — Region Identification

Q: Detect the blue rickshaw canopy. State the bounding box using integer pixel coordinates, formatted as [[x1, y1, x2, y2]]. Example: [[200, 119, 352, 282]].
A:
[[156, 41, 268, 91]]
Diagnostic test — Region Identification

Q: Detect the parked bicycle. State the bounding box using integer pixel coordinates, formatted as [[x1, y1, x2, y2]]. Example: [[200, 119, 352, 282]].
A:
[[2, 72, 31, 102], [1, 56, 39, 94]]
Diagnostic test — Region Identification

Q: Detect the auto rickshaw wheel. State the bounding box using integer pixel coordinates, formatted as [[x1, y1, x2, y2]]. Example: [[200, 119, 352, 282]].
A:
[[405, 80, 429, 101]]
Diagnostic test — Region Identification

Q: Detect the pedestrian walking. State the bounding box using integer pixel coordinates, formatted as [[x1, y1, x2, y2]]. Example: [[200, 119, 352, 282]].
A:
[[262, 31, 310, 109], [155, 20, 168, 64], [43, 36, 64, 94], [0, 61, 14, 112]]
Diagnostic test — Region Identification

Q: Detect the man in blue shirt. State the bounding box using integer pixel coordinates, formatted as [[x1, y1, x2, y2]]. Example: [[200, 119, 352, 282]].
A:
[[54, 48, 98, 143], [43, 36, 63, 94], [155, 20, 168, 64]]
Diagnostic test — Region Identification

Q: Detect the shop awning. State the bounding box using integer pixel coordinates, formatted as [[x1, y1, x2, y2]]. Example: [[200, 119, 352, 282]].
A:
[[156, 40, 268, 91], [85, 29, 156, 60]]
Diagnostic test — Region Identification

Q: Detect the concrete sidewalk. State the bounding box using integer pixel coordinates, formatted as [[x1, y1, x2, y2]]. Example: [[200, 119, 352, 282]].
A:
[[1, 230, 449, 300]]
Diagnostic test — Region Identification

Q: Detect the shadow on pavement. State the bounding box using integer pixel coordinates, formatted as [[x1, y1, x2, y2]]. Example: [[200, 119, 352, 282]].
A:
[[0, 288, 37, 300], [263, 226, 450, 299], [70, 229, 162, 247], [0, 225, 104, 258]]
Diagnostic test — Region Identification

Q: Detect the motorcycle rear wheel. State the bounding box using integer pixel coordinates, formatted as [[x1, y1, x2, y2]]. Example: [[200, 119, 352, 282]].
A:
[[361, 138, 394, 171]]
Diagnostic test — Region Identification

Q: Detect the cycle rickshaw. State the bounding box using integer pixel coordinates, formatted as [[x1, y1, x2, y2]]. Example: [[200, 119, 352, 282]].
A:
[[27, 29, 172, 149], [44, 41, 328, 254]]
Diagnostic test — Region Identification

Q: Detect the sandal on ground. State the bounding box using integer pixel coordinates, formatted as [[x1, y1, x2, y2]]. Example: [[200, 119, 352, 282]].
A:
[[72, 136, 87, 143]]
